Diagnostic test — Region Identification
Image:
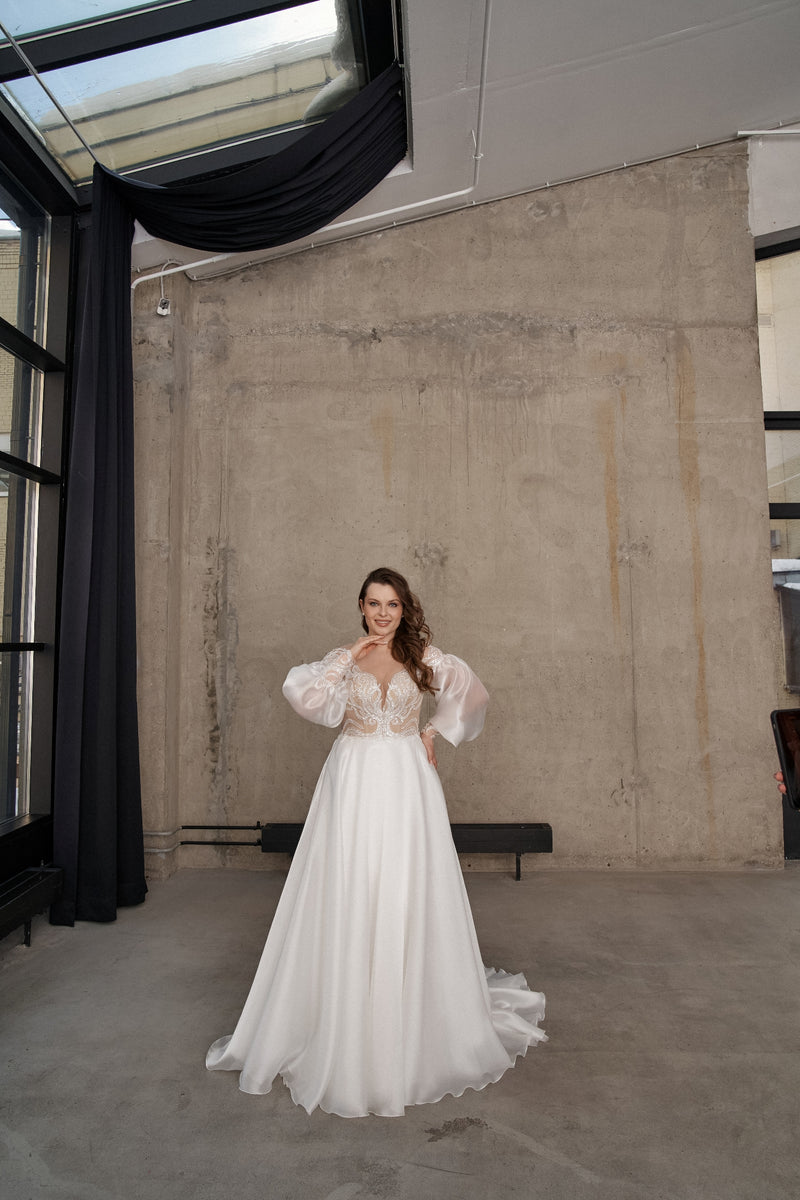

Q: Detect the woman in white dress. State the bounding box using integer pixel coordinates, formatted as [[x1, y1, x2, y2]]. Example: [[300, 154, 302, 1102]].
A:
[[206, 567, 546, 1117]]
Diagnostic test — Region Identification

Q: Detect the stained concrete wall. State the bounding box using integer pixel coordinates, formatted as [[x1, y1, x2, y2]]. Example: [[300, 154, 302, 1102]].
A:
[[133, 141, 783, 876]]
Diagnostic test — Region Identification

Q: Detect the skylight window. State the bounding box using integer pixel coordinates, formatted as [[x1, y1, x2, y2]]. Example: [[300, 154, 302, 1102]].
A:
[[0, 1, 397, 188]]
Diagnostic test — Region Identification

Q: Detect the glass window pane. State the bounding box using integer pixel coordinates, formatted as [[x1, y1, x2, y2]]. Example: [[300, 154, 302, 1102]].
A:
[[0, 77, 95, 183], [0, 173, 49, 344], [0, 347, 43, 465], [0, 651, 34, 820], [766, 430, 800, 507], [772, 520, 800, 693], [1, 1, 365, 183], [0, 473, 38, 644], [1, 1, 173, 39], [757, 250, 800, 412], [0, 156, 70, 834], [771, 519, 800, 563]]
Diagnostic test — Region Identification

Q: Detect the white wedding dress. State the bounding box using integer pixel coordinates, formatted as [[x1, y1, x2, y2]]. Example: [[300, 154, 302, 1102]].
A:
[[206, 645, 546, 1117]]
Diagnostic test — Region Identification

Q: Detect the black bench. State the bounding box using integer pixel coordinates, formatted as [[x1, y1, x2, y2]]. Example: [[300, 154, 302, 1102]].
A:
[[0, 865, 64, 946], [260, 822, 553, 880]]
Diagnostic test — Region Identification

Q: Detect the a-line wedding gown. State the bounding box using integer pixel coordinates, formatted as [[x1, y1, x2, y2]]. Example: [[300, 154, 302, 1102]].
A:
[[206, 644, 546, 1117]]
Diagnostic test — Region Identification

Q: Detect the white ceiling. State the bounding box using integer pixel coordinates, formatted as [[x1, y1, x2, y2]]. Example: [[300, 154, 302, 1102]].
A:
[[131, 0, 800, 277]]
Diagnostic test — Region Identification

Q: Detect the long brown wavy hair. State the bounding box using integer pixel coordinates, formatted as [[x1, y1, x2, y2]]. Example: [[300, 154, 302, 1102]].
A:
[[358, 567, 436, 695]]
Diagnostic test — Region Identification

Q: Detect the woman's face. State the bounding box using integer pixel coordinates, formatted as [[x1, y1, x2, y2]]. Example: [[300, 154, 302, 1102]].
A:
[[360, 583, 403, 641]]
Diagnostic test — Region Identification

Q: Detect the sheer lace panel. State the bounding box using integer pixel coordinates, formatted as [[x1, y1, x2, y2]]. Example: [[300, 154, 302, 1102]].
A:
[[318, 647, 354, 686], [423, 645, 444, 668], [342, 667, 423, 738]]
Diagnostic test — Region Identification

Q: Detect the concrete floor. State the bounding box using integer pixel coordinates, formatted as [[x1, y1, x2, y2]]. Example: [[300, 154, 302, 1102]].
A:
[[1, 865, 799, 1200]]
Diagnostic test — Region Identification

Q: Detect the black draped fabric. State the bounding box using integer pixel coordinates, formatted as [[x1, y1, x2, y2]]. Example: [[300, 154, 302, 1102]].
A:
[[51, 62, 406, 925], [107, 61, 405, 250], [51, 174, 144, 924]]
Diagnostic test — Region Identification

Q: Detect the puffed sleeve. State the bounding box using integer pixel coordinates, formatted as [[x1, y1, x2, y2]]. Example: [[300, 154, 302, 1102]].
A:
[[282, 647, 353, 728], [424, 646, 489, 746]]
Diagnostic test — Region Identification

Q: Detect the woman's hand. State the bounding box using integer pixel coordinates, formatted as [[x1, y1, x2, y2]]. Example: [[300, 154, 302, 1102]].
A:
[[420, 728, 438, 769], [348, 634, 390, 663], [775, 770, 787, 796]]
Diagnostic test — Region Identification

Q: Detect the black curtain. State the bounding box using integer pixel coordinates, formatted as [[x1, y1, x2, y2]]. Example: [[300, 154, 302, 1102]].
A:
[[106, 61, 405, 249], [51, 63, 405, 925]]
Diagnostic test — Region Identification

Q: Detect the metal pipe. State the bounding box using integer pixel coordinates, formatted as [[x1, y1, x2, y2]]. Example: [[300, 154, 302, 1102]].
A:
[[131, 254, 234, 291], [0, 20, 100, 166], [471, 0, 492, 183], [181, 823, 262, 831], [180, 839, 262, 847], [390, 0, 402, 66]]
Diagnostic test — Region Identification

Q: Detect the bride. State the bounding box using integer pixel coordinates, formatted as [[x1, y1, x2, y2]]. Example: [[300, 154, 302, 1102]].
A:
[[206, 567, 546, 1117]]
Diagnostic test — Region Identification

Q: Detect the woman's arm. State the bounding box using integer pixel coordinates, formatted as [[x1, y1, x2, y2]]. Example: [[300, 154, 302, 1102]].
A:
[[423, 647, 489, 747], [282, 647, 353, 728]]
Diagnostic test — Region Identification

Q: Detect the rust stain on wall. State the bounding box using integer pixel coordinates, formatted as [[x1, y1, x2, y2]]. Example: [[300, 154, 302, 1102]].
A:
[[596, 396, 622, 636], [672, 329, 717, 855], [370, 405, 394, 497]]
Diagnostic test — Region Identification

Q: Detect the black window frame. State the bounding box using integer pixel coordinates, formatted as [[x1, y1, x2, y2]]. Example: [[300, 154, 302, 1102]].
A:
[[760, 238, 800, 522], [0, 113, 78, 882], [765, 413, 800, 523]]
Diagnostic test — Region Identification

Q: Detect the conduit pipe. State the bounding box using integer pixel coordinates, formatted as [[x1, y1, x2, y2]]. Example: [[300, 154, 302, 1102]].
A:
[[130, 254, 233, 293]]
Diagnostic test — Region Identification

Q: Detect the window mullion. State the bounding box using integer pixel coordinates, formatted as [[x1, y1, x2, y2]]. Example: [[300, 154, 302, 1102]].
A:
[[0, 2, 301, 80]]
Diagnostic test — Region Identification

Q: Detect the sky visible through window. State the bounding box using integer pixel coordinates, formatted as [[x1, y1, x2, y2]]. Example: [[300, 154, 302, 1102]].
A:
[[3, 1, 338, 122], [2, 1, 165, 38], [2, 2, 336, 40]]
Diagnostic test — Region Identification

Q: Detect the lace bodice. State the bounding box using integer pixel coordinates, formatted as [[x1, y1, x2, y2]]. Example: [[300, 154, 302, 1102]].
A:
[[282, 645, 488, 746], [342, 666, 423, 738]]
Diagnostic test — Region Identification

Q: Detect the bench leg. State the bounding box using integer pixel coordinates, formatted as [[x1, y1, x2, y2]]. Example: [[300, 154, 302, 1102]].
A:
[[23, 919, 32, 947], [515, 853, 522, 881]]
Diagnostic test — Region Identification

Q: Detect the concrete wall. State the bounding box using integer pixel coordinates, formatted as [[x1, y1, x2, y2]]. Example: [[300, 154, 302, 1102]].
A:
[[133, 140, 783, 876]]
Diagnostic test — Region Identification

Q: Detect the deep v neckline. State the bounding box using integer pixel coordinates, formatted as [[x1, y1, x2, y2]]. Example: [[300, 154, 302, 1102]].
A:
[[353, 663, 407, 708]]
